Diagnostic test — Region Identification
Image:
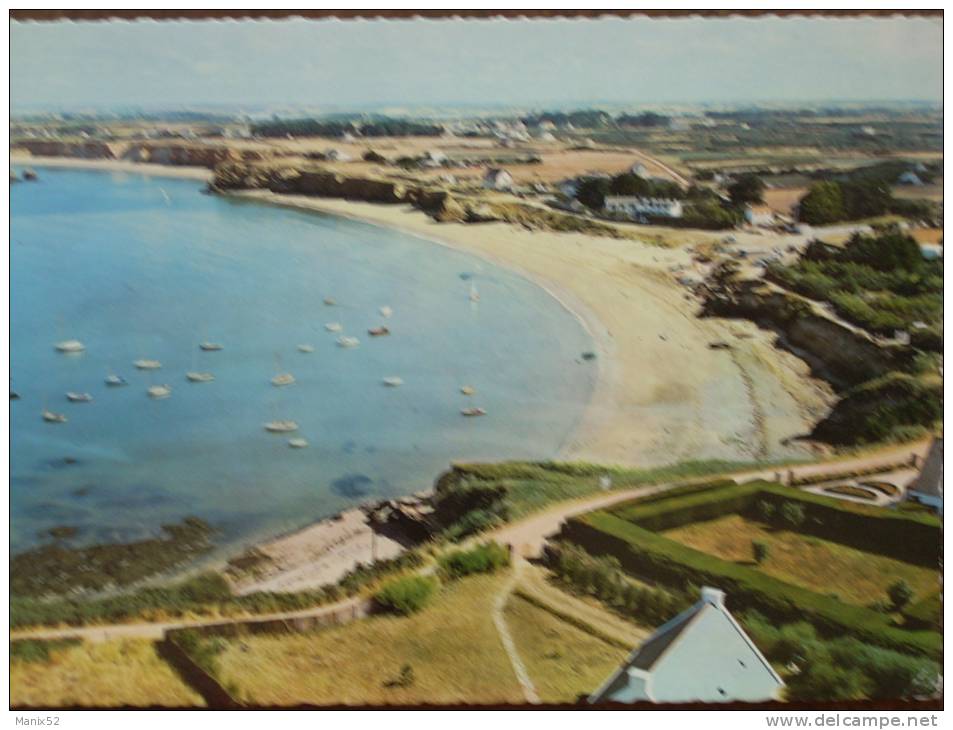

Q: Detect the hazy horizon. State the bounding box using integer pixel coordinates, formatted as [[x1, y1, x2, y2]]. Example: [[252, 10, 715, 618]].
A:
[[11, 16, 942, 113]]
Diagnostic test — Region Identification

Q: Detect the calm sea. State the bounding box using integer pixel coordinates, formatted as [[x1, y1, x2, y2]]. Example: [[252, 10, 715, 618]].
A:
[[11, 167, 595, 554]]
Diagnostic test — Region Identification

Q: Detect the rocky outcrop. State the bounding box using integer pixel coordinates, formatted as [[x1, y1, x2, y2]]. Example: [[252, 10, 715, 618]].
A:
[[13, 139, 278, 169], [702, 281, 910, 388]]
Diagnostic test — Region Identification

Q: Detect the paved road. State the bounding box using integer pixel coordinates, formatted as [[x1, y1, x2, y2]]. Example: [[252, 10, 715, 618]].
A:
[[12, 440, 926, 643]]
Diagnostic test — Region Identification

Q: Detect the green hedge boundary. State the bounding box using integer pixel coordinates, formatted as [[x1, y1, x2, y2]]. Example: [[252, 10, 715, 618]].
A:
[[610, 481, 940, 568], [561, 482, 941, 658]]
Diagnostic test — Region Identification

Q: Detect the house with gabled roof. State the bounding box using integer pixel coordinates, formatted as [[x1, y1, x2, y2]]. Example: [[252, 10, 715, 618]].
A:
[[907, 437, 943, 514], [589, 587, 784, 705]]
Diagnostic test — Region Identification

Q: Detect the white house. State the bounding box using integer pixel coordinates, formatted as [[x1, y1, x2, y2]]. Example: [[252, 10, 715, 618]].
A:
[[907, 438, 942, 514], [483, 168, 514, 191], [605, 195, 684, 219], [630, 162, 648, 178], [590, 587, 784, 705], [744, 204, 776, 227]]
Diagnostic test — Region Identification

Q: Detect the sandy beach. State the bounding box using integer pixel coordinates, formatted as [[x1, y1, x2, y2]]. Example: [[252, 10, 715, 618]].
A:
[[229, 508, 405, 595], [230, 189, 833, 467]]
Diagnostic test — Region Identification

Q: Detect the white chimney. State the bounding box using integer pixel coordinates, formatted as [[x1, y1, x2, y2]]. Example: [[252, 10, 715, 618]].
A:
[[701, 586, 726, 607]]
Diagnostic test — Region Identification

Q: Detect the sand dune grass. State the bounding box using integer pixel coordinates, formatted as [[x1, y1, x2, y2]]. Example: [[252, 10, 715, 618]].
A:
[[216, 573, 523, 706], [504, 593, 627, 703], [11, 639, 204, 708]]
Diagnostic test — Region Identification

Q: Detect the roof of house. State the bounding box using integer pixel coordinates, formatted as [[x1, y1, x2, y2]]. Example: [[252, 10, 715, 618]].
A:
[[484, 167, 511, 179], [909, 437, 943, 500], [745, 204, 775, 216], [590, 587, 784, 705], [605, 195, 682, 206]]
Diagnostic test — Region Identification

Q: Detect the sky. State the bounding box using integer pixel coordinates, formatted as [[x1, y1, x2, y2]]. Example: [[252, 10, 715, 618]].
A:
[[10, 16, 944, 112]]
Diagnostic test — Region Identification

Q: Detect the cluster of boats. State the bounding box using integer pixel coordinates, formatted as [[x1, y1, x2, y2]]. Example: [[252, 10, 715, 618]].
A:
[[36, 297, 487, 445]]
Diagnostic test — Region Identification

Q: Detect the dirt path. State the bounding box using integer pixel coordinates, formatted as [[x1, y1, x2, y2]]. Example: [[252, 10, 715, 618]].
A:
[[491, 559, 540, 704]]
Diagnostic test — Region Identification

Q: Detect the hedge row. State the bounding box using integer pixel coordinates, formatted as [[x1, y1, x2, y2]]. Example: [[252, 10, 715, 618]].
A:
[[790, 461, 913, 486], [611, 481, 940, 568], [560, 511, 940, 658]]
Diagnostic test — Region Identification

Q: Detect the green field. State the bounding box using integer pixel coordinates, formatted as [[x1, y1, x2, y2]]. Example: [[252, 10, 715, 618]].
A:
[[11, 639, 204, 708], [215, 573, 524, 706], [664, 513, 939, 606]]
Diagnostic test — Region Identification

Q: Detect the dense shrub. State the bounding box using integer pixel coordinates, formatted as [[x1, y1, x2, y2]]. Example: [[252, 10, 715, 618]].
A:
[[543, 542, 693, 627], [374, 575, 439, 615], [438, 542, 510, 579]]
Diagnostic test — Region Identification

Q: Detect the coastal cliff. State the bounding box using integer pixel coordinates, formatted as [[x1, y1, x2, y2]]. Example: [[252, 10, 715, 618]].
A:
[[209, 160, 638, 238], [702, 279, 939, 446], [702, 280, 909, 387]]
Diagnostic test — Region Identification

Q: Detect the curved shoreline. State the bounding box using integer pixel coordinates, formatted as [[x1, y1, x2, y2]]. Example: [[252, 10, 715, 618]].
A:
[[16, 156, 830, 470], [224, 189, 609, 461]]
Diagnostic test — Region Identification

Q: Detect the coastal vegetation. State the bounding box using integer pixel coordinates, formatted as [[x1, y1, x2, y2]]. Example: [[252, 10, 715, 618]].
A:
[[11, 638, 204, 708], [11, 517, 216, 597], [12, 551, 424, 630], [741, 614, 940, 701], [437, 542, 511, 579], [767, 227, 942, 346], [431, 459, 777, 541], [210, 573, 525, 705], [373, 575, 440, 616]]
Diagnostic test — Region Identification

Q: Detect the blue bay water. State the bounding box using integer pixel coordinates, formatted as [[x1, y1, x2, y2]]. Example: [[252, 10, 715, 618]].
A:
[[11, 168, 596, 554]]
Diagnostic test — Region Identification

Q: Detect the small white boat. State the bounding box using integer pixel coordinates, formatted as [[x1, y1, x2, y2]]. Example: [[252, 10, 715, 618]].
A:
[[265, 420, 299, 433], [337, 336, 360, 348], [66, 392, 93, 403], [42, 410, 68, 423], [134, 359, 162, 370], [382, 376, 404, 387], [147, 384, 172, 399], [325, 322, 343, 333], [55, 339, 86, 353], [469, 284, 480, 302], [461, 407, 487, 417], [104, 374, 127, 387], [271, 373, 296, 387], [298, 344, 315, 353], [199, 342, 224, 352], [379, 306, 393, 318], [288, 438, 309, 448], [186, 372, 215, 383], [460, 385, 476, 396], [323, 296, 337, 306]]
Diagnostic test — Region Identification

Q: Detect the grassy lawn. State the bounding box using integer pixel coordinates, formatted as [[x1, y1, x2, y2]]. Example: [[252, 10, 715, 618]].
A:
[[462, 458, 785, 523], [663, 513, 939, 607], [11, 639, 204, 708], [519, 563, 651, 647], [504, 593, 627, 704], [216, 573, 523, 706]]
